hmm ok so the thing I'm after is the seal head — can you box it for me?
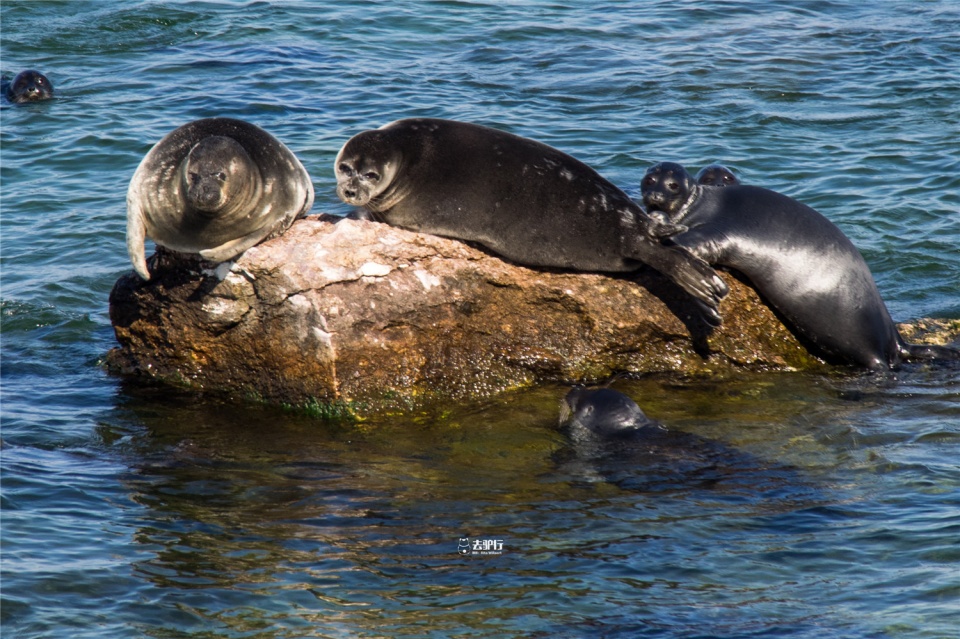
[641,161,700,224]
[4,70,54,103]
[696,164,740,187]
[559,386,663,443]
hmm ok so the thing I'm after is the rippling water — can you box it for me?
[2,2,959,638]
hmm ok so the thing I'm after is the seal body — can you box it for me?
[3,70,53,103]
[335,118,728,322]
[126,117,314,279]
[695,164,740,187]
[641,162,958,369]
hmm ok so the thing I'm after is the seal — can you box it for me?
[556,386,771,492]
[334,118,728,323]
[641,161,960,369]
[3,70,54,103]
[559,386,664,444]
[126,117,314,280]
[695,164,740,187]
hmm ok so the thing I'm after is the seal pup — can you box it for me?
[335,118,729,324]
[695,164,740,187]
[126,117,314,280]
[3,70,54,103]
[641,162,960,370]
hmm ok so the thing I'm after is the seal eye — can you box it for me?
[217,172,227,181]
[338,163,354,177]
[667,181,680,193]
[363,171,380,182]
[189,172,200,184]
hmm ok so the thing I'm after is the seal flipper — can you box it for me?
[623,233,728,326]
[899,340,960,363]
[199,225,274,263]
[125,189,151,280]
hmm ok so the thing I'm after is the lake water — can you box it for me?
[2,2,959,637]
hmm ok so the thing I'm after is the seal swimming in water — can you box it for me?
[126,117,314,280]
[334,118,729,324]
[695,164,740,187]
[559,386,665,443]
[557,386,784,492]
[640,161,959,370]
[3,70,54,103]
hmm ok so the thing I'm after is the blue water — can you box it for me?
[2,2,959,637]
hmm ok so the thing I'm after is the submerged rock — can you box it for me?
[106,216,950,418]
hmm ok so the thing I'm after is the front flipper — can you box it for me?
[125,196,151,280]
[624,233,728,326]
[645,212,688,240]
[199,226,274,263]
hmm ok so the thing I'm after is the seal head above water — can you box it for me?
[695,164,740,187]
[4,70,54,103]
[560,386,663,443]
[335,118,728,324]
[126,117,314,280]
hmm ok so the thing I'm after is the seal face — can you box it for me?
[641,162,958,369]
[4,70,54,103]
[695,164,740,187]
[126,117,314,280]
[335,118,728,323]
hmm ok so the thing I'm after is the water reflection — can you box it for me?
[104,375,873,636]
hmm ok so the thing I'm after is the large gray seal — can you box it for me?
[126,117,314,280]
[3,70,54,103]
[334,118,729,323]
[641,161,959,370]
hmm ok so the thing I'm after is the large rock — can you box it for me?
[106,216,951,418]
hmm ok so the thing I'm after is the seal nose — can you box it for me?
[644,191,664,208]
[188,181,224,212]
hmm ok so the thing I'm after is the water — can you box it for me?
[2,1,959,637]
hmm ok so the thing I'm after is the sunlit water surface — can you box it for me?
[2,2,959,637]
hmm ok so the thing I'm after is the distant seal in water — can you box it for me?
[126,117,314,280]
[640,161,960,369]
[334,118,729,323]
[695,164,740,187]
[3,70,54,103]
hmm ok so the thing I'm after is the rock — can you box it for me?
[896,317,960,347]
[108,215,927,418]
